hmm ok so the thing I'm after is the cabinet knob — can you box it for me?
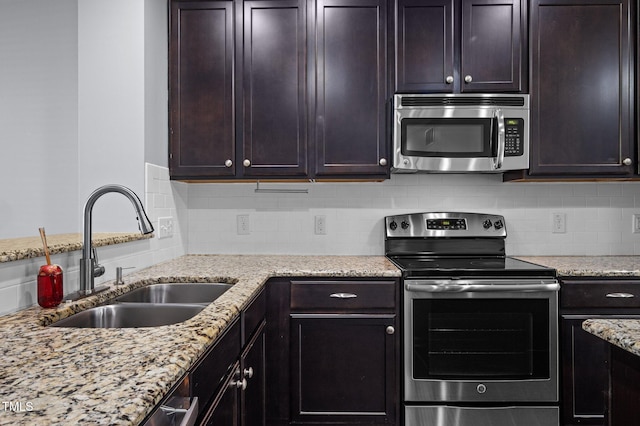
[224,159,233,167]
[445,75,454,84]
[386,326,395,335]
[231,378,247,390]
[243,367,254,379]
[379,158,387,166]
[623,158,632,166]
[243,159,251,167]
[464,75,473,83]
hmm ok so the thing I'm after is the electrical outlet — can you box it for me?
[157,217,174,239]
[633,214,640,234]
[552,213,566,234]
[237,214,250,235]
[314,215,327,235]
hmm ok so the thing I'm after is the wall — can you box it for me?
[0,0,168,238]
[77,0,146,233]
[144,0,169,168]
[185,174,640,256]
[0,0,79,238]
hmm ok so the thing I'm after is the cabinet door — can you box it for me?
[169,1,236,179]
[396,0,454,93]
[241,324,266,426]
[241,0,308,178]
[561,315,609,426]
[460,0,523,92]
[290,315,397,424]
[609,345,640,426]
[201,363,241,426]
[313,0,390,178]
[529,0,633,176]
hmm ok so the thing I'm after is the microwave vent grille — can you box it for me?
[400,96,525,107]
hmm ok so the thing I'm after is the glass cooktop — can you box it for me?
[388,256,556,278]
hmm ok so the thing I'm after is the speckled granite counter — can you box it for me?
[0,233,153,263]
[517,256,640,277]
[0,255,400,425]
[583,319,640,357]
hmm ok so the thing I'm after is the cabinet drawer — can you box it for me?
[561,280,640,309]
[290,280,396,312]
[192,318,241,413]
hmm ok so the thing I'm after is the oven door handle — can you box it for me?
[405,280,560,293]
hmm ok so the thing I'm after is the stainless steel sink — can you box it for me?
[114,283,233,304]
[49,303,205,328]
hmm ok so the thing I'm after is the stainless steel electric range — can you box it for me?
[385,212,560,426]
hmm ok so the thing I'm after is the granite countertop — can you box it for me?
[0,233,152,263]
[516,256,640,277]
[0,254,400,425]
[583,319,640,357]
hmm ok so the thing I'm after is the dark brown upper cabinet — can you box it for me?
[169,0,307,180]
[241,0,308,178]
[395,0,525,93]
[523,0,634,178]
[312,0,391,178]
[169,0,390,181]
[169,1,236,179]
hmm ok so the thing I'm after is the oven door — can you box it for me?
[404,279,559,403]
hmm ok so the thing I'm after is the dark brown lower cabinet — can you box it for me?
[559,279,640,426]
[290,315,396,424]
[241,322,266,426]
[204,327,266,426]
[608,344,640,426]
[266,278,399,426]
[560,315,610,425]
[198,289,266,425]
[202,361,241,426]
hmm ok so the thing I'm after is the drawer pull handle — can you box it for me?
[330,293,357,299]
[606,292,635,298]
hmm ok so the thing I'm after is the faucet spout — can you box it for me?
[79,184,154,295]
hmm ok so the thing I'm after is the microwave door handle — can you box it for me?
[493,108,505,169]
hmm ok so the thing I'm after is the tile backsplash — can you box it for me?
[183,174,640,256]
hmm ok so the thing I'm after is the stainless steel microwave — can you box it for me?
[392,94,530,173]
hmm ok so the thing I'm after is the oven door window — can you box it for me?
[401,118,494,158]
[412,298,549,379]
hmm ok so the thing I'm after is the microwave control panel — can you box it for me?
[504,118,524,157]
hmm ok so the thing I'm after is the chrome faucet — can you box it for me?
[79,184,154,295]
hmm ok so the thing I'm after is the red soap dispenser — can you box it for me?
[37,228,63,308]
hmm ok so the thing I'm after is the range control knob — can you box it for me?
[494,220,504,230]
[389,221,398,231]
[401,221,410,230]
[483,219,492,229]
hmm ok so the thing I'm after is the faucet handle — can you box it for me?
[115,266,135,285]
[91,248,106,278]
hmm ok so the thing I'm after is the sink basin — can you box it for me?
[114,283,233,304]
[49,303,205,328]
